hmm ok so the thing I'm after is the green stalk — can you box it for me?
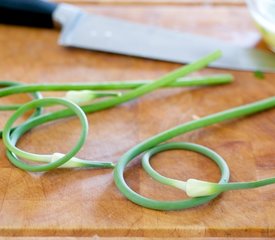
[0,104,23,111]
[36,152,115,169]
[219,177,275,191]
[183,177,275,197]
[0,73,232,97]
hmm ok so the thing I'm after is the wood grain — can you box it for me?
[1,238,273,240]
[0,2,275,238]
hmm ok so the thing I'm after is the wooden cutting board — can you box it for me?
[0,1,275,238]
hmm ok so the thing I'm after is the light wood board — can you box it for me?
[0,2,274,238]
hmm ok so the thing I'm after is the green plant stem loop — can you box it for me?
[141,142,229,190]
[113,143,229,211]
[3,97,89,172]
[114,97,275,210]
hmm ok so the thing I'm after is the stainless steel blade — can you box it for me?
[54,4,275,72]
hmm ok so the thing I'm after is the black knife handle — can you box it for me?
[0,0,58,28]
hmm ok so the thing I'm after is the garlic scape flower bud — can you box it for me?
[186,179,222,197]
[65,90,121,105]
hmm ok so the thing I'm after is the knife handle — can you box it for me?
[0,0,58,28]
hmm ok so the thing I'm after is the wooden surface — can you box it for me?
[0,1,275,238]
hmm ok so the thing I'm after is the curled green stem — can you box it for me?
[3,97,89,172]
[114,97,275,210]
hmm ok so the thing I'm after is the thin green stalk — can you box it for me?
[219,177,275,191]
[0,73,232,97]
[0,104,23,111]
[182,177,275,197]
[33,152,116,169]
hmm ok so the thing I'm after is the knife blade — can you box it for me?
[1,0,275,72]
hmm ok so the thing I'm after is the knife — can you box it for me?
[1,0,275,72]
